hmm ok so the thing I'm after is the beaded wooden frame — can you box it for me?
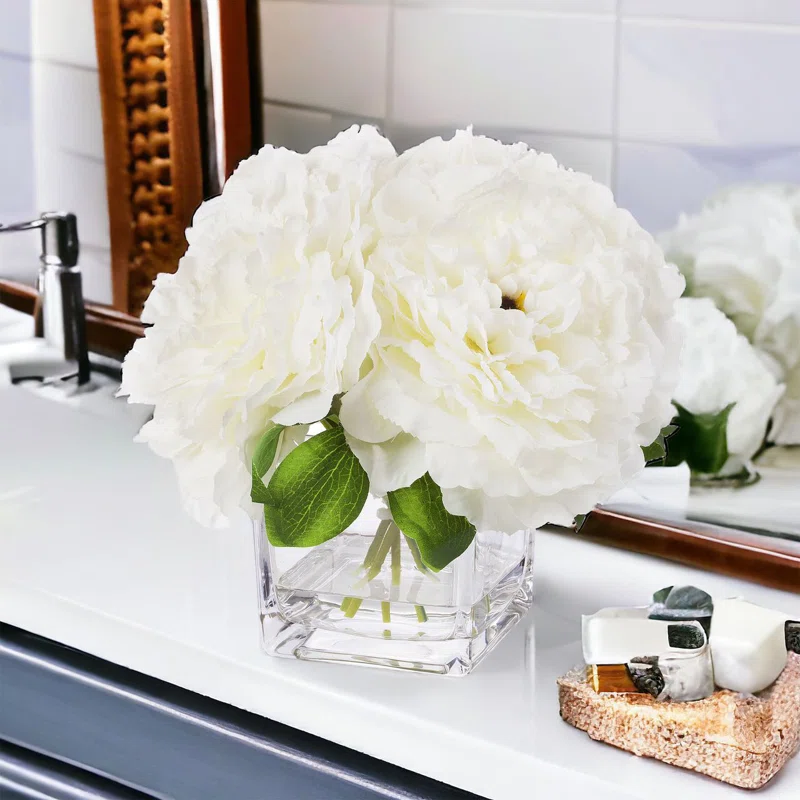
[0,0,259,351]
[93,0,204,318]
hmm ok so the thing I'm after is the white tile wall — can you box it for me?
[620,1,800,26]
[32,0,98,69]
[392,8,615,135]
[263,102,381,153]
[260,1,389,117]
[397,1,616,11]
[0,0,32,57]
[513,132,613,186]
[386,123,613,186]
[34,146,110,252]
[618,21,800,147]
[74,243,113,304]
[260,3,800,235]
[33,60,104,160]
[1,0,111,302]
[0,55,35,213]
[616,142,800,233]
[0,52,37,278]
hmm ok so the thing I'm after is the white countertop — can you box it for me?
[1,361,799,799]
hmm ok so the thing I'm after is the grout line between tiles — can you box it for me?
[261,109,800,152]
[619,15,800,33]
[384,0,396,136]
[262,97,383,124]
[31,56,99,74]
[262,0,615,20]
[610,0,622,196]
[0,51,32,64]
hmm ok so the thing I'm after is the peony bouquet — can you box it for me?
[121,127,684,573]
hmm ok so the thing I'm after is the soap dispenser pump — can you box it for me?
[0,211,91,386]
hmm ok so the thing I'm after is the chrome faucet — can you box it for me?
[0,212,91,386]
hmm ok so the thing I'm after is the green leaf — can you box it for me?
[664,402,735,474]
[642,423,680,466]
[652,585,673,606]
[387,474,477,572]
[261,426,369,548]
[649,585,714,635]
[661,585,713,613]
[251,425,285,504]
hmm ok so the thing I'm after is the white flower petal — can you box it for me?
[674,297,784,470]
[345,432,427,496]
[271,391,334,426]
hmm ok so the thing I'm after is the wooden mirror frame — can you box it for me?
[0,0,260,359]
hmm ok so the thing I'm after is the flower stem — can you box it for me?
[344,598,362,618]
[403,534,431,576]
[390,529,401,587]
[343,519,430,626]
[360,520,398,584]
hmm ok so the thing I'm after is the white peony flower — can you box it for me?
[120,126,394,527]
[660,184,800,444]
[673,297,784,475]
[340,129,685,533]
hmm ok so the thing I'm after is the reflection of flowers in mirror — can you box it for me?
[660,184,800,445]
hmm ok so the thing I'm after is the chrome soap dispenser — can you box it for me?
[0,211,91,386]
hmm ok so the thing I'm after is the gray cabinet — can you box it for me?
[0,625,481,800]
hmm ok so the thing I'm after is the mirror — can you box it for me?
[255,1,799,569]
[1,0,797,577]
[0,0,257,322]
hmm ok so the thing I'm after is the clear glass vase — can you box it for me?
[253,495,534,675]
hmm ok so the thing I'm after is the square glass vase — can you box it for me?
[253,498,534,676]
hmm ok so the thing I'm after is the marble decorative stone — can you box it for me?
[582,607,714,702]
[710,598,788,694]
[786,620,800,654]
[558,653,800,790]
[648,584,713,634]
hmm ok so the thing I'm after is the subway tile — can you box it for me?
[620,1,800,26]
[510,131,613,186]
[615,140,800,235]
[0,226,39,288]
[34,146,110,250]
[0,55,35,214]
[0,0,32,57]
[396,1,615,11]
[391,8,615,135]
[259,1,389,118]
[32,60,104,160]
[386,123,612,186]
[263,102,385,153]
[76,243,113,304]
[32,0,98,69]
[3,236,115,305]
[618,21,800,146]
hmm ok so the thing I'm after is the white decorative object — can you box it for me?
[674,297,784,477]
[660,184,800,445]
[710,598,788,694]
[583,607,714,702]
